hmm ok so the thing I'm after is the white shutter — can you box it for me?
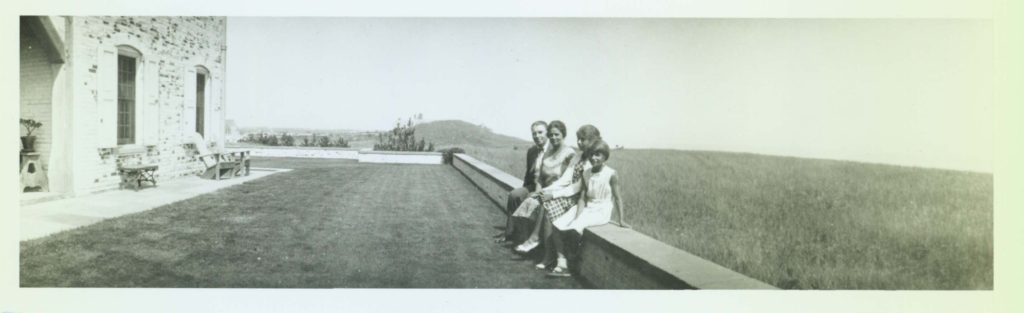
[96,45,118,147]
[208,74,221,143]
[183,66,197,138]
[141,58,161,145]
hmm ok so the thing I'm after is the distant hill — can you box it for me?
[232,119,531,150]
[238,126,369,135]
[413,120,531,149]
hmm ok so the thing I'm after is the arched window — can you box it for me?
[116,45,142,145]
[195,66,210,137]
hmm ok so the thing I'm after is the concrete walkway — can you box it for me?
[19,167,290,241]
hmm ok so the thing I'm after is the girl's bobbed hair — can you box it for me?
[591,140,611,161]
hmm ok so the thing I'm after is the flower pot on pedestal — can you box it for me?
[21,136,36,153]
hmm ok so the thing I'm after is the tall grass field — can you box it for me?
[461,145,992,289]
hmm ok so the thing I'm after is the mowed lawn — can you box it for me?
[20,157,579,289]
[465,146,993,290]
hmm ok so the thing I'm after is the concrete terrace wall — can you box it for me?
[245,146,361,159]
[452,153,778,290]
[67,17,227,194]
[358,151,443,165]
[232,146,441,163]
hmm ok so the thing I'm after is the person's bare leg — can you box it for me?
[515,206,546,253]
[540,217,556,267]
[526,208,544,243]
[551,230,564,262]
[544,225,569,276]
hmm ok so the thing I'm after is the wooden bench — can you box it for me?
[119,164,158,191]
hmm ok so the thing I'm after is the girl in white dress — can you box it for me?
[565,141,629,235]
[541,140,628,277]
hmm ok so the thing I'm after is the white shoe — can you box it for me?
[546,258,571,277]
[515,239,539,253]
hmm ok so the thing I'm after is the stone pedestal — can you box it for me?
[20,152,48,192]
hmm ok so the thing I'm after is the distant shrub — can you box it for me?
[374,118,435,152]
[441,147,465,164]
[280,133,295,146]
[335,137,350,148]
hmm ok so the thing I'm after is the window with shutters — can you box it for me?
[116,46,141,145]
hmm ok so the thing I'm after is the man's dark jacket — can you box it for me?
[523,145,544,191]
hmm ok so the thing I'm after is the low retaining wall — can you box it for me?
[245,147,360,159]
[358,151,443,165]
[452,153,777,290]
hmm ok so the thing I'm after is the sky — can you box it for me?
[226,18,993,172]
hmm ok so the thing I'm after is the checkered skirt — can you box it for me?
[543,160,587,220]
[543,195,578,220]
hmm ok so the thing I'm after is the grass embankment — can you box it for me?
[21,158,579,289]
[415,120,529,149]
[469,147,992,289]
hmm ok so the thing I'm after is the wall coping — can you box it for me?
[451,153,778,290]
[226,145,362,151]
[453,153,524,190]
[359,150,443,156]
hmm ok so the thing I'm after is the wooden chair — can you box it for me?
[190,133,251,180]
[197,151,250,180]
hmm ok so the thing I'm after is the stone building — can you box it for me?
[19,16,228,196]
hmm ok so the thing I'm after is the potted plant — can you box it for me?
[20,118,42,153]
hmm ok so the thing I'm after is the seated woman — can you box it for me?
[509,120,575,235]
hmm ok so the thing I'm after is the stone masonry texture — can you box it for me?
[21,16,228,194]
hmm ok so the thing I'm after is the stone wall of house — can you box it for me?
[67,16,227,194]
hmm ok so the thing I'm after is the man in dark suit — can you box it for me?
[496,120,547,243]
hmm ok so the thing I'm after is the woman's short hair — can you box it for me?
[591,140,612,161]
[576,124,602,141]
[548,120,567,137]
[531,120,547,130]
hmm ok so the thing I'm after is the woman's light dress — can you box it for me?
[511,145,576,219]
